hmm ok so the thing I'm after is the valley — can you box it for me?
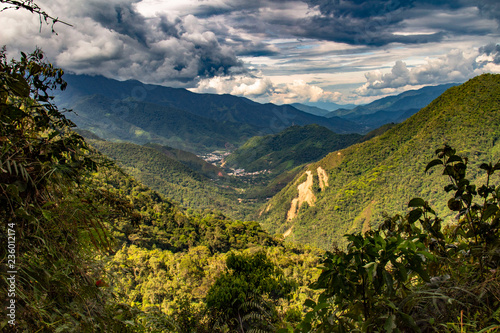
[4,50,500,332]
[3,1,500,332]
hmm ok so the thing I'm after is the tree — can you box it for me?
[0,47,145,331]
[206,251,294,332]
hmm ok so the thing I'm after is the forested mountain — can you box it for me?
[259,74,500,249]
[326,83,458,129]
[62,93,259,153]
[224,124,362,174]
[144,143,225,179]
[0,49,323,332]
[3,47,500,332]
[55,74,363,154]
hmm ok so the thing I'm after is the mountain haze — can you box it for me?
[327,83,459,129]
[259,74,500,249]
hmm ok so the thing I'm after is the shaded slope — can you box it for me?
[67,94,258,153]
[224,124,362,174]
[259,74,500,249]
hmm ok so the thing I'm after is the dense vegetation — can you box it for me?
[0,47,130,331]
[260,74,500,249]
[2,4,498,332]
[224,124,362,174]
[0,48,323,331]
[86,139,252,219]
[291,145,500,332]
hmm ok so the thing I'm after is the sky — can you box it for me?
[1,0,500,107]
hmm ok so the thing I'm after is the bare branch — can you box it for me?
[0,0,72,32]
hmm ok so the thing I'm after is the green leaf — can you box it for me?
[382,270,394,293]
[304,299,316,309]
[482,204,499,221]
[447,198,462,211]
[446,155,463,164]
[408,209,423,223]
[408,198,425,208]
[480,163,492,172]
[399,312,420,332]
[384,314,396,332]
[363,262,378,279]
[425,159,443,173]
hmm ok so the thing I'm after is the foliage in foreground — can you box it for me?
[291,145,500,332]
[0,48,140,331]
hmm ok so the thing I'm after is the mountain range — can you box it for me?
[326,83,459,129]
[223,124,363,174]
[55,74,362,153]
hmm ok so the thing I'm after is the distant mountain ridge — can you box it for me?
[55,74,362,154]
[65,93,258,153]
[326,83,459,129]
[290,103,334,116]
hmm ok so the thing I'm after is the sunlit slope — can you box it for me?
[259,74,500,249]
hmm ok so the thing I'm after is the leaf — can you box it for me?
[363,262,378,279]
[384,314,396,333]
[408,198,425,208]
[408,209,423,223]
[444,184,457,192]
[480,163,492,172]
[482,204,499,221]
[382,270,394,293]
[446,155,463,164]
[425,159,443,173]
[304,299,316,309]
[443,165,456,177]
[447,198,462,211]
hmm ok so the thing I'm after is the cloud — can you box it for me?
[193,74,341,104]
[479,43,500,64]
[356,44,500,95]
[0,0,246,87]
[1,0,499,105]
[291,0,498,46]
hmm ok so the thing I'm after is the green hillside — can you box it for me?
[259,74,500,249]
[224,124,362,174]
[88,140,254,219]
[4,49,499,333]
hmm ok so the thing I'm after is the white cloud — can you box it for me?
[192,75,341,104]
[356,46,500,96]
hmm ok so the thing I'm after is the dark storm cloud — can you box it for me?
[55,0,247,86]
[479,43,500,64]
[88,0,149,45]
[159,16,182,39]
[476,0,500,25]
[292,0,497,46]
